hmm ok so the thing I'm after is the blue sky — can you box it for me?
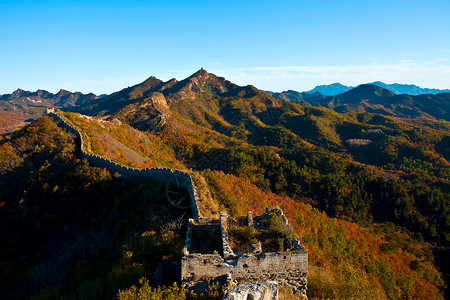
[1,0,449,94]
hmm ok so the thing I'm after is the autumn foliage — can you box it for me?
[205,170,445,299]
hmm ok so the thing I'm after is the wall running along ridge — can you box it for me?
[47,110,308,299]
[47,111,200,219]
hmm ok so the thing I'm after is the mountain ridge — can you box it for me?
[3,71,450,134]
[302,84,450,120]
[327,84,396,105]
[0,88,100,134]
[0,88,99,107]
[264,90,325,104]
[76,68,280,116]
[267,83,450,121]
[303,81,450,96]
[0,69,449,299]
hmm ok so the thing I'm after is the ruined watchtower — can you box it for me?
[181,208,308,299]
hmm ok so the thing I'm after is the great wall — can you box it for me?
[182,209,308,299]
[48,109,308,300]
[48,110,200,219]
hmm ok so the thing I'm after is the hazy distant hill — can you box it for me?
[306,83,353,95]
[305,82,450,96]
[322,84,396,105]
[305,84,450,120]
[370,81,450,95]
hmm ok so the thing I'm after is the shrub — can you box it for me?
[268,214,295,239]
[228,226,259,252]
[116,278,189,300]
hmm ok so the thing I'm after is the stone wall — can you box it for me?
[181,250,307,291]
[48,111,200,219]
[223,280,278,300]
[181,209,308,299]
[220,212,235,258]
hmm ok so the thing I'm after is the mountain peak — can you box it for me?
[11,88,30,99]
[56,89,71,95]
[34,89,54,99]
[352,84,396,97]
[307,83,353,96]
[12,88,26,94]
[175,68,211,93]
[325,84,396,106]
[192,67,207,75]
[158,78,178,92]
[141,75,163,85]
[188,68,209,80]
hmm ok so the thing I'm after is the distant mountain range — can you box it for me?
[75,70,449,123]
[261,81,450,121]
[266,84,450,120]
[304,82,450,96]
[0,88,99,109]
[1,71,450,134]
[0,89,99,134]
[306,83,352,96]
[308,84,450,120]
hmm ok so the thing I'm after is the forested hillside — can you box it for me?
[204,170,444,299]
[91,70,449,248]
[0,117,189,299]
[100,70,449,298]
[1,69,449,299]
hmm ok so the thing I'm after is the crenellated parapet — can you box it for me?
[47,110,200,219]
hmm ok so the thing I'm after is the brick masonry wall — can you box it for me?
[48,111,200,219]
[181,251,307,291]
[181,209,308,297]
